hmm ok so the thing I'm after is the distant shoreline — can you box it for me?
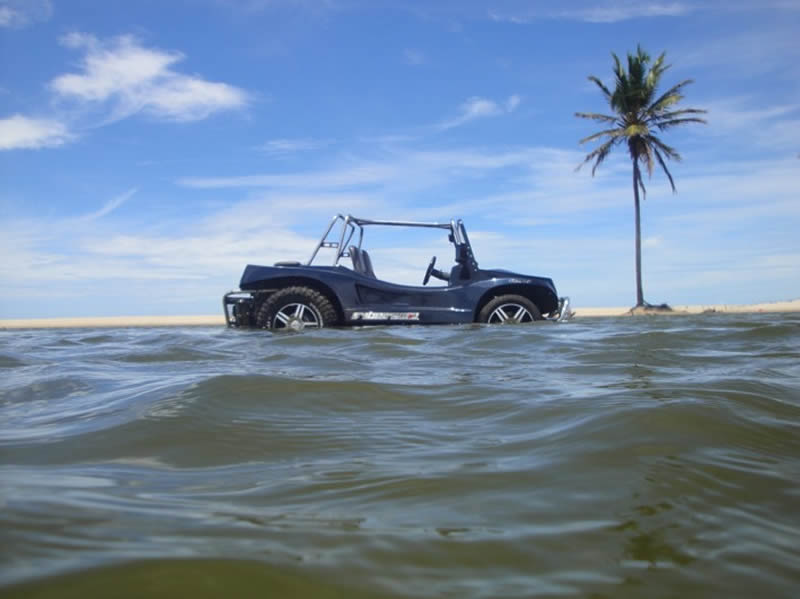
[1,299,798,329]
[573,299,800,318]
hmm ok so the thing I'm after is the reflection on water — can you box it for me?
[1,314,799,598]
[0,559,392,599]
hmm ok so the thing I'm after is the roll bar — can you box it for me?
[307,214,462,266]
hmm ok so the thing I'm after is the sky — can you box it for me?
[1,0,798,318]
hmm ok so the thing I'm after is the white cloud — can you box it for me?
[178,146,569,193]
[439,94,521,129]
[77,188,138,222]
[696,98,800,154]
[0,192,342,299]
[258,138,334,155]
[178,163,401,189]
[489,1,692,24]
[0,32,250,152]
[555,2,691,22]
[225,0,340,16]
[0,114,72,150]
[676,27,800,79]
[0,0,52,28]
[440,97,501,129]
[506,94,521,112]
[50,33,249,123]
[0,6,16,25]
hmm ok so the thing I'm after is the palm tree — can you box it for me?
[576,45,706,308]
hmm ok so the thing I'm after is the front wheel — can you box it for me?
[478,294,542,324]
[256,286,338,331]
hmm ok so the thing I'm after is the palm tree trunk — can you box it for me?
[632,162,645,306]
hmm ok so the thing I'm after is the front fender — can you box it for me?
[472,278,560,318]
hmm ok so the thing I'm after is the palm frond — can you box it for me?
[649,93,683,113]
[647,135,682,162]
[579,128,624,145]
[651,51,669,76]
[633,159,647,199]
[642,51,668,107]
[611,53,630,112]
[612,53,624,79]
[642,143,655,177]
[575,138,617,175]
[575,111,618,123]
[655,117,708,131]
[590,141,616,176]
[648,79,694,113]
[587,76,612,101]
[650,108,708,121]
[628,47,648,84]
[652,146,676,192]
[577,138,614,168]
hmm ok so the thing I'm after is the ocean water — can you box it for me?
[1,314,799,598]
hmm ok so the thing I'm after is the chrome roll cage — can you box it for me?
[307,214,468,266]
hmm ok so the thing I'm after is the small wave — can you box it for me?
[0,353,28,368]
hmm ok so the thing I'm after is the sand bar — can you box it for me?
[1,300,798,329]
[0,315,226,330]
[572,299,800,318]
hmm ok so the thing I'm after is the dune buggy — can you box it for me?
[223,214,569,330]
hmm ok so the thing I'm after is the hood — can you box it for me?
[481,268,555,286]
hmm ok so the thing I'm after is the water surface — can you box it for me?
[1,315,799,597]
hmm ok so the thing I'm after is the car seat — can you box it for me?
[349,246,377,278]
[361,250,377,278]
[349,246,364,273]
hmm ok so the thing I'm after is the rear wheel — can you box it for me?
[256,286,338,331]
[479,294,542,324]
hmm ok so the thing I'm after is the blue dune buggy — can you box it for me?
[223,215,570,330]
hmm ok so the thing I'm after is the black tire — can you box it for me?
[478,294,542,324]
[256,286,338,331]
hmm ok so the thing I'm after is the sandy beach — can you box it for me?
[0,315,226,330]
[572,299,800,318]
[1,299,798,329]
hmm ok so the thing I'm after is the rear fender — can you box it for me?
[247,276,345,322]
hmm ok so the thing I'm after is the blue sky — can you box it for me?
[1,0,798,318]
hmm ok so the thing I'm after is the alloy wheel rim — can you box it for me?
[488,303,533,324]
[272,303,323,330]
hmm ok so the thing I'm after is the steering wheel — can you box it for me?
[423,256,437,286]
